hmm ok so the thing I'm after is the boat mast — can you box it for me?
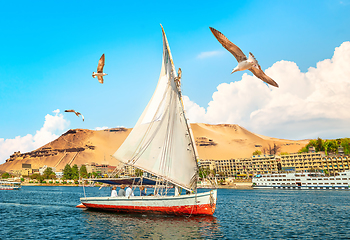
[160,25,199,191]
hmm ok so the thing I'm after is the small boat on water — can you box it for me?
[79,25,217,216]
[0,180,21,190]
[253,170,350,190]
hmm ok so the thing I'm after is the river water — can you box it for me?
[1,186,349,239]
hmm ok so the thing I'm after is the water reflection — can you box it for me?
[82,210,223,239]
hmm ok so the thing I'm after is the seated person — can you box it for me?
[148,189,159,196]
[125,185,134,197]
[110,186,117,197]
[118,184,126,197]
[139,186,147,196]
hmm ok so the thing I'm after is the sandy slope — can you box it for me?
[192,123,308,159]
[0,124,308,172]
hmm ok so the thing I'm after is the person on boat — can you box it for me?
[175,186,181,196]
[125,185,134,197]
[148,189,159,196]
[118,185,126,196]
[139,186,147,196]
[111,186,117,197]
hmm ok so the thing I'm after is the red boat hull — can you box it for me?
[82,202,216,215]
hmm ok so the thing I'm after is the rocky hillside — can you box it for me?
[0,124,308,172]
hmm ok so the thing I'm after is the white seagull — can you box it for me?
[209,27,279,88]
[65,109,85,121]
[92,54,107,84]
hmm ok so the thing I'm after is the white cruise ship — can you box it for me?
[252,171,350,189]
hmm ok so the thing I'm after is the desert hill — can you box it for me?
[0,124,308,172]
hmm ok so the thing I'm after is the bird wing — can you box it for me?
[249,52,259,66]
[76,112,85,121]
[97,76,104,84]
[65,109,85,120]
[209,27,247,62]
[97,54,105,73]
[65,109,76,113]
[249,65,279,88]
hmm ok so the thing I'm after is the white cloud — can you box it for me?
[0,109,70,164]
[184,41,350,140]
[95,126,109,130]
[197,50,223,59]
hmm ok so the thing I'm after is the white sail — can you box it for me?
[112,25,198,191]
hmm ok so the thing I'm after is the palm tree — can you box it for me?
[135,168,143,177]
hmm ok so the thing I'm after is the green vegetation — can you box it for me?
[1,172,11,179]
[30,173,44,183]
[63,164,79,180]
[280,152,289,155]
[210,169,216,176]
[340,138,350,155]
[43,167,56,179]
[71,164,79,180]
[63,164,72,180]
[199,167,210,179]
[135,168,143,177]
[299,137,350,156]
[79,165,88,178]
[252,150,262,156]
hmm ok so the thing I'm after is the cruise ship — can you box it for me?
[252,171,350,189]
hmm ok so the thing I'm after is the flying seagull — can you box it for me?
[92,54,107,84]
[209,27,279,88]
[65,109,85,121]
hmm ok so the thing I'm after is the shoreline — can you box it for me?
[21,182,253,189]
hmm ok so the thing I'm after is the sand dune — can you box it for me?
[192,123,308,159]
[0,124,308,172]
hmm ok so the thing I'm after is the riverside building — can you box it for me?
[199,152,350,178]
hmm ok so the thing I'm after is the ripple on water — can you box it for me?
[1,187,350,239]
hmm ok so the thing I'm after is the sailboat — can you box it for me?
[79,25,217,215]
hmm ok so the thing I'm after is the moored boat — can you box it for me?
[79,25,217,216]
[0,180,21,190]
[253,170,350,189]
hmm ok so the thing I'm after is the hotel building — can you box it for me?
[199,152,350,178]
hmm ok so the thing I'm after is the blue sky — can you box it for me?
[1,0,350,163]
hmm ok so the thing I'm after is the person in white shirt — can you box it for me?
[125,185,134,197]
[110,186,117,197]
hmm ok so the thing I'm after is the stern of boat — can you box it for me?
[207,189,217,215]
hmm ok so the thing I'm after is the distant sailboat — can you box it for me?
[79,25,217,216]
